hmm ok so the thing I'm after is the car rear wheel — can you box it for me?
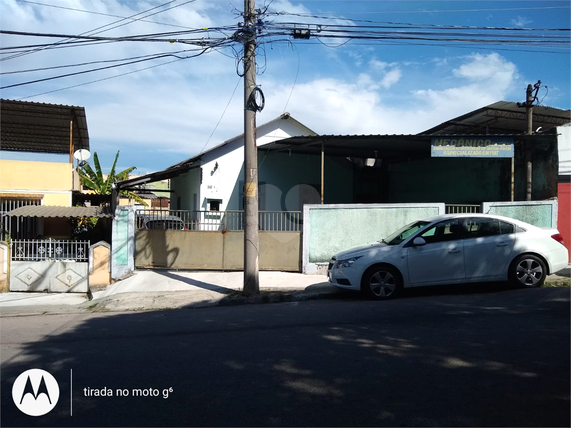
[509,254,547,288]
[361,265,402,300]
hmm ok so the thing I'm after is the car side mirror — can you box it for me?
[413,237,426,246]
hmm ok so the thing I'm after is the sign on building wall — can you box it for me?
[431,137,514,158]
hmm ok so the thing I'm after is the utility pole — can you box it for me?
[518,81,540,201]
[242,0,259,295]
[525,83,533,201]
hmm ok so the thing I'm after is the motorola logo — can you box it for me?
[12,369,60,416]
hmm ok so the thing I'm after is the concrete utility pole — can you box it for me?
[525,83,534,201]
[242,0,259,295]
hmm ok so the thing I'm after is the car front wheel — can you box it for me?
[509,254,547,288]
[361,265,402,300]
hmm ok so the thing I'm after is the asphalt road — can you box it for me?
[1,285,570,427]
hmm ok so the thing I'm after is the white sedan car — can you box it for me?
[328,213,569,299]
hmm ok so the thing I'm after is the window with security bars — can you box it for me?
[0,197,42,240]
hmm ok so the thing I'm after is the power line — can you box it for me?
[0,49,199,75]
[0,50,206,90]
[16,0,197,30]
[15,53,206,100]
[4,0,197,61]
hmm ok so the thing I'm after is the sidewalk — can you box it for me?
[0,270,338,315]
[0,267,569,316]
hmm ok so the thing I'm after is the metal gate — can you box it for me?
[10,239,90,292]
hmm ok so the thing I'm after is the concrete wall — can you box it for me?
[557,182,570,260]
[257,152,353,210]
[0,242,7,292]
[558,124,570,176]
[303,203,446,273]
[482,200,558,228]
[171,168,201,211]
[135,230,300,271]
[388,158,509,203]
[0,159,73,206]
[171,117,315,213]
[89,241,111,286]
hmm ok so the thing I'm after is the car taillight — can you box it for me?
[551,233,565,246]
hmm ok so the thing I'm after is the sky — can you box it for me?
[1,0,570,175]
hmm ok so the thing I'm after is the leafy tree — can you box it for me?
[78,150,147,205]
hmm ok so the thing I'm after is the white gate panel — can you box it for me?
[10,261,89,293]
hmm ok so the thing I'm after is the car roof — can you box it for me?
[421,213,535,228]
[139,215,184,221]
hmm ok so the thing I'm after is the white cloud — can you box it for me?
[380,69,402,88]
[368,60,401,88]
[262,52,519,136]
[511,16,532,27]
[1,0,548,174]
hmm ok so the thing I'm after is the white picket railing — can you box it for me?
[11,239,89,262]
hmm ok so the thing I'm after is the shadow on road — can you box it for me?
[1,287,569,427]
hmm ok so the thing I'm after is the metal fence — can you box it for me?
[1,197,42,241]
[445,204,481,214]
[136,209,302,232]
[11,239,89,262]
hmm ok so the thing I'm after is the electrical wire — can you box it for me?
[0,49,197,75]
[0,51,206,90]
[199,77,243,155]
[3,0,197,61]
[15,51,207,100]
[16,0,197,31]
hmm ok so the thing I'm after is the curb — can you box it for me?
[218,289,344,306]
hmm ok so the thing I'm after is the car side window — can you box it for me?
[465,218,515,238]
[498,220,515,234]
[419,219,461,244]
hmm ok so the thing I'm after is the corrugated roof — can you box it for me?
[421,101,571,135]
[261,133,550,160]
[4,205,113,218]
[0,99,90,154]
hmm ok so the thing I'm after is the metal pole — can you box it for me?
[243,0,259,295]
[69,120,74,164]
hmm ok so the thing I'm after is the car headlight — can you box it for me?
[336,256,362,269]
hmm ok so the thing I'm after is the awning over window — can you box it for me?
[4,205,113,218]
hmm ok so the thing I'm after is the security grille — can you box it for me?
[0,197,42,240]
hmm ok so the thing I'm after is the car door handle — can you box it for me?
[496,242,510,247]
[448,249,461,253]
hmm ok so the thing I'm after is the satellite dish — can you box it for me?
[73,149,91,162]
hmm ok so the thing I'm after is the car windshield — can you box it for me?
[382,220,431,245]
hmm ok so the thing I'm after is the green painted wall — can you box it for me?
[171,168,200,210]
[388,157,509,203]
[257,152,354,211]
[305,204,444,265]
[483,201,557,228]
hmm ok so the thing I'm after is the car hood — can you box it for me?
[333,242,394,260]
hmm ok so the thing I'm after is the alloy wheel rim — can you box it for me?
[370,271,396,297]
[515,259,543,286]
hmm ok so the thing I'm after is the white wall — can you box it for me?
[558,124,571,176]
[198,117,315,212]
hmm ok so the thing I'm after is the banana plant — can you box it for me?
[77,151,147,205]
